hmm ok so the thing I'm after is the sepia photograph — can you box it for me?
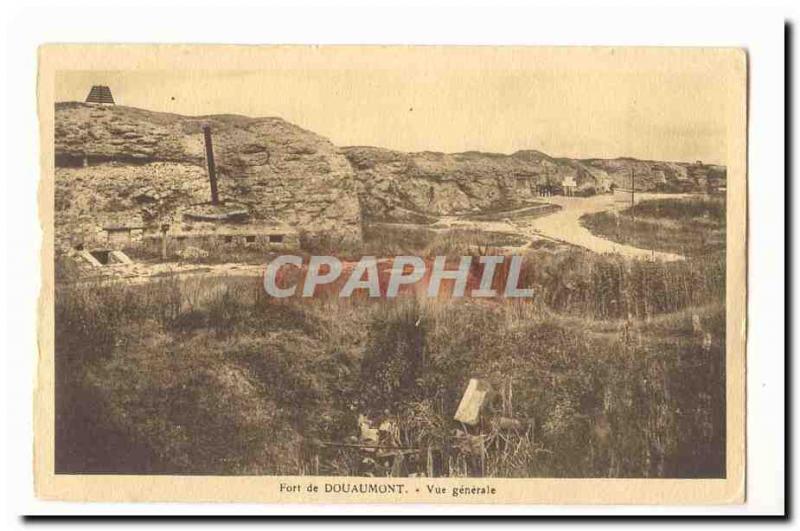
[34,44,747,505]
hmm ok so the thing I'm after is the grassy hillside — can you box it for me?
[55,247,725,478]
[580,196,726,257]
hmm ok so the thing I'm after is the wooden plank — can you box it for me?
[109,250,133,265]
[77,250,103,268]
[454,378,492,426]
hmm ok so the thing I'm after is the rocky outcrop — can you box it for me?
[343,146,726,223]
[54,102,361,250]
[344,147,556,222]
[580,158,727,193]
[54,102,727,250]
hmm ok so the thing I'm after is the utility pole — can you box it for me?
[630,167,636,224]
[630,167,635,207]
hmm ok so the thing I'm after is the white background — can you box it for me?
[1,0,788,520]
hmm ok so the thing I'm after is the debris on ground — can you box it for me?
[314,378,530,477]
[454,378,492,426]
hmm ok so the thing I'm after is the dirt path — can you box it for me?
[514,194,687,261]
[435,193,688,261]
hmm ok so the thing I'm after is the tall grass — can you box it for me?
[54,245,726,478]
[580,196,726,256]
[358,225,528,258]
[327,296,725,477]
[518,249,725,320]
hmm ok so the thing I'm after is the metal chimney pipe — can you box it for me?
[203,125,220,205]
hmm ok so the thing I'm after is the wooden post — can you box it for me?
[203,125,220,205]
[630,167,636,233]
[160,223,170,261]
[630,167,635,209]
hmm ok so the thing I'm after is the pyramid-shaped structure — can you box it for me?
[85,85,115,105]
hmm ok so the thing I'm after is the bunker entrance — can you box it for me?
[89,250,111,265]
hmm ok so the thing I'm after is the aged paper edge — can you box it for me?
[34,44,747,505]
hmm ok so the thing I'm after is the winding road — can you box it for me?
[435,193,687,261]
[517,194,686,261]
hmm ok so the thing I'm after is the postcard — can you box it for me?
[36,45,747,504]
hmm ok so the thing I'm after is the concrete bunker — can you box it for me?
[147,124,299,259]
[90,249,112,265]
[103,225,144,247]
[74,248,133,268]
[154,224,298,255]
[58,122,299,270]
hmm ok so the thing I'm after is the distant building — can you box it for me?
[85,85,115,105]
[103,224,144,247]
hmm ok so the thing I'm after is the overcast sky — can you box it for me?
[56,48,735,165]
